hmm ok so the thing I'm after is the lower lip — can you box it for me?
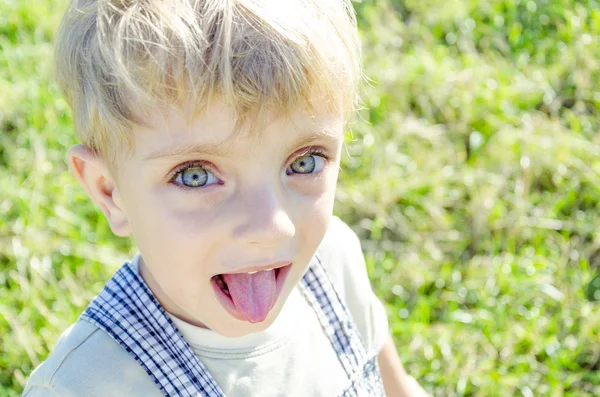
[210,263,293,323]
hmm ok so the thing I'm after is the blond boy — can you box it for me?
[23,0,426,395]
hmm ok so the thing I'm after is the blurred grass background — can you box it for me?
[1,0,600,395]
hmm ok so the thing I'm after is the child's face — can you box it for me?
[108,100,343,337]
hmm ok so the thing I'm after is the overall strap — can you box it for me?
[299,253,369,378]
[300,254,385,396]
[81,262,224,397]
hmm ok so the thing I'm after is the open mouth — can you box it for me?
[210,264,292,323]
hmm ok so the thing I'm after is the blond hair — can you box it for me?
[55,0,362,171]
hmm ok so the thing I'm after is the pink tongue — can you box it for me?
[222,270,276,323]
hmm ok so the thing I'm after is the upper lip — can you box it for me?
[218,260,292,275]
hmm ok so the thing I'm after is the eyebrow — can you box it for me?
[144,130,341,161]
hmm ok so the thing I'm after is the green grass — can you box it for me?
[1,0,600,395]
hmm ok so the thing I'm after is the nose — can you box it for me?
[232,182,296,246]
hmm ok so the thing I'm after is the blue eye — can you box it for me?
[170,148,330,191]
[172,165,219,188]
[288,153,326,175]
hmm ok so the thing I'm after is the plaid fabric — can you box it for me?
[81,264,224,397]
[81,253,385,396]
[299,254,386,397]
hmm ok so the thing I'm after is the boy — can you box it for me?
[24,0,427,395]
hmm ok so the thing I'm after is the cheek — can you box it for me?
[278,153,343,199]
[123,188,217,266]
[126,183,211,229]
[295,189,336,248]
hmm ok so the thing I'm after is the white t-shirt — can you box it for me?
[23,216,389,397]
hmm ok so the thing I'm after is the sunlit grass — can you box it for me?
[1,0,599,396]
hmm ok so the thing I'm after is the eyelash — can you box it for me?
[168,147,331,192]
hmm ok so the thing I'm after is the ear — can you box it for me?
[67,144,131,237]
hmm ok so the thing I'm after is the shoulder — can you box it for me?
[315,215,389,357]
[316,215,368,298]
[23,319,162,397]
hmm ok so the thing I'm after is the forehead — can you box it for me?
[131,100,344,160]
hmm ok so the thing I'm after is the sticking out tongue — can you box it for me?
[222,270,276,323]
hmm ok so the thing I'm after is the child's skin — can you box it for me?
[69,98,343,337]
[68,97,428,396]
